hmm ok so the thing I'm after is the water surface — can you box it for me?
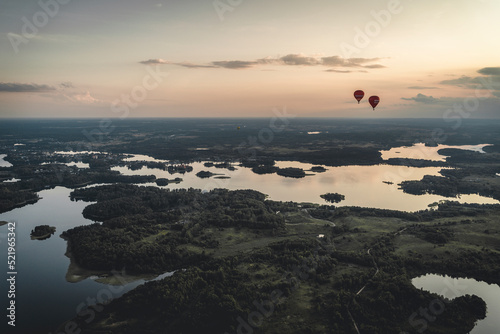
[0,187,172,333]
[112,159,498,211]
[412,274,500,334]
[0,154,12,167]
[381,143,490,161]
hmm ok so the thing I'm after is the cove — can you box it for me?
[412,274,500,333]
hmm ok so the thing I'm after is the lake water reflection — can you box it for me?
[1,144,498,332]
[0,187,172,333]
[412,274,500,334]
[0,154,12,167]
[112,159,498,212]
[381,143,490,161]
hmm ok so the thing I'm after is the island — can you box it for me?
[276,167,306,178]
[309,166,327,172]
[155,177,182,186]
[320,192,345,203]
[196,170,223,178]
[251,165,279,174]
[30,225,56,240]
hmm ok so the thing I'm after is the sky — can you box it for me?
[0,0,499,118]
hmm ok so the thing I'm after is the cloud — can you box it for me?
[139,59,216,68]
[343,57,384,67]
[139,58,169,65]
[177,63,217,69]
[139,54,386,71]
[401,93,440,104]
[477,67,500,76]
[0,83,56,92]
[362,64,386,69]
[49,90,103,105]
[211,61,257,69]
[68,91,101,104]
[440,67,500,91]
[440,75,500,90]
[273,54,384,68]
[408,86,439,89]
[59,82,74,89]
[440,76,483,87]
[278,54,321,66]
[0,81,104,105]
[34,82,104,105]
[325,69,352,73]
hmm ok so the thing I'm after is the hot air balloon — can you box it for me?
[237,126,241,130]
[354,90,364,104]
[369,96,380,110]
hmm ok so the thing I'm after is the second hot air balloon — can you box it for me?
[354,90,364,104]
[369,96,380,110]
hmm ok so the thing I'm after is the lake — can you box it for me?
[0,143,498,332]
[380,143,490,161]
[112,159,498,212]
[0,154,12,167]
[0,187,173,333]
[412,274,500,333]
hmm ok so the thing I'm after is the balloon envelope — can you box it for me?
[354,90,364,104]
[369,96,380,110]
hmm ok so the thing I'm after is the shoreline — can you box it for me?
[61,235,165,285]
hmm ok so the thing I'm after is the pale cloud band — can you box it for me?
[139,54,386,70]
[408,86,439,89]
[402,67,500,105]
[477,67,500,76]
[401,93,440,104]
[0,83,55,92]
[0,82,101,105]
[439,67,500,90]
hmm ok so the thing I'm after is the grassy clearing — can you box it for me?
[140,228,169,243]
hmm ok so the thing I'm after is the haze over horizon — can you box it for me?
[0,0,499,119]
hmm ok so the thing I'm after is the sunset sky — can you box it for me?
[0,0,499,118]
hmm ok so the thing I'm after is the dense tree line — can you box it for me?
[349,272,486,333]
[385,158,447,167]
[400,174,500,201]
[439,148,500,164]
[59,232,492,334]
[64,185,284,273]
[0,185,39,213]
[407,225,454,245]
[320,192,345,203]
[310,205,422,222]
[440,166,500,178]
[30,225,56,238]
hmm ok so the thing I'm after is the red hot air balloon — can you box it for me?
[369,96,380,110]
[354,90,364,104]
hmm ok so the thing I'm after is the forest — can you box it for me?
[64,185,284,273]
[30,224,56,240]
[2,119,500,333]
[320,192,345,203]
[57,184,500,333]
